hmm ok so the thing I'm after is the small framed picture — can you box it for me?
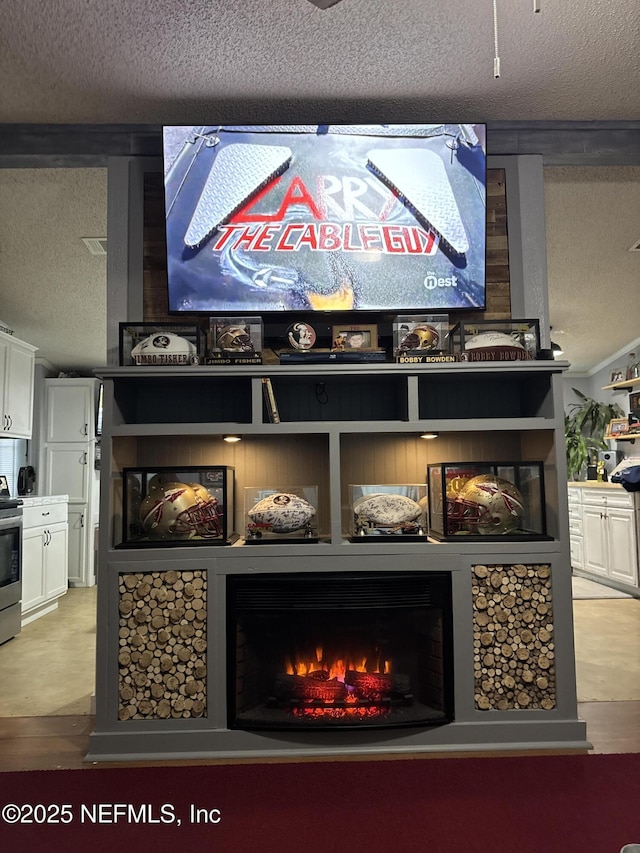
[606,418,630,437]
[331,324,378,351]
[610,370,625,384]
[0,475,10,497]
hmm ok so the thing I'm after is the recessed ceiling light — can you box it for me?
[305,0,344,7]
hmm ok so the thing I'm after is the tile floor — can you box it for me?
[0,580,639,716]
[0,587,97,717]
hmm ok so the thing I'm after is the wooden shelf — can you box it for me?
[606,432,640,441]
[601,377,640,391]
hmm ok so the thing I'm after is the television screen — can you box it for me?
[162,124,486,314]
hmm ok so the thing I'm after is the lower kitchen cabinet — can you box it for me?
[570,484,639,590]
[21,497,69,624]
[68,507,96,588]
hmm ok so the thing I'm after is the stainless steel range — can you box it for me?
[0,499,22,645]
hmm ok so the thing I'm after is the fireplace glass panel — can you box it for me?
[227,572,453,731]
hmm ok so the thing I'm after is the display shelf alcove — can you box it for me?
[88,359,588,762]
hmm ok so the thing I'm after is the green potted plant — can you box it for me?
[564,389,624,480]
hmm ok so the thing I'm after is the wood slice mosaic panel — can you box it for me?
[472,563,556,711]
[117,570,207,720]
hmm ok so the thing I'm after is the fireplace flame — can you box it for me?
[285,651,391,681]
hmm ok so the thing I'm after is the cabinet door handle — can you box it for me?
[82,451,87,465]
[7,415,11,430]
[42,511,50,516]
[83,423,88,436]
[80,514,84,528]
[44,530,50,546]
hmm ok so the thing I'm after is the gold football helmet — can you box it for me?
[447,474,524,536]
[217,325,255,353]
[398,324,439,351]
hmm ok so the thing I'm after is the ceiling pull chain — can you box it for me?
[493,0,501,78]
[533,0,540,12]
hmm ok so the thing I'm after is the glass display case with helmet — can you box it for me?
[450,319,540,363]
[427,462,549,541]
[120,466,236,547]
[350,484,428,540]
[119,323,203,366]
[208,316,263,364]
[393,314,454,363]
[244,486,318,543]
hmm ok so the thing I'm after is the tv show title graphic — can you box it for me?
[210,175,439,257]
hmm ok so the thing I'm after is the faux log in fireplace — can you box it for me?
[227,571,454,731]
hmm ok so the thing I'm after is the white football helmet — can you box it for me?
[447,474,524,535]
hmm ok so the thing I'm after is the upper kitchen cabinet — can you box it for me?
[45,377,101,442]
[0,329,37,439]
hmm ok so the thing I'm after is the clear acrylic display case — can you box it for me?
[393,314,452,360]
[208,316,263,364]
[119,323,203,366]
[427,462,548,541]
[121,465,235,547]
[350,484,428,540]
[244,486,318,542]
[450,319,540,362]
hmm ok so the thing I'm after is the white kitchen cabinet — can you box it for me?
[573,485,639,589]
[0,330,37,439]
[21,497,69,625]
[582,505,608,578]
[43,378,100,587]
[45,378,99,442]
[68,507,95,588]
[607,507,638,585]
[568,486,584,571]
[44,443,93,502]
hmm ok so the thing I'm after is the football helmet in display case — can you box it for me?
[119,323,203,366]
[427,462,549,541]
[208,317,263,364]
[350,484,427,540]
[450,319,540,362]
[393,314,451,359]
[244,486,318,542]
[121,466,236,547]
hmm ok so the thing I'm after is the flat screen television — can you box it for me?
[162,124,486,315]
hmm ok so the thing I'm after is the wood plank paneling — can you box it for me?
[142,168,511,325]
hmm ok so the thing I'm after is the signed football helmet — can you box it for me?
[398,324,440,351]
[217,325,255,353]
[447,474,524,536]
[139,478,221,540]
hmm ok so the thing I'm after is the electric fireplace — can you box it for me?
[227,571,454,731]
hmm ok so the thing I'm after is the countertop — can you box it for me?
[568,481,623,490]
[19,495,69,506]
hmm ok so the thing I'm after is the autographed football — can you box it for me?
[131,332,196,365]
[353,493,423,526]
[248,493,316,533]
[461,331,528,362]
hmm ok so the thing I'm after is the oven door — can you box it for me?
[0,515,22,612]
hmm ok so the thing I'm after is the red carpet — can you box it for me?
[1,753,639,852]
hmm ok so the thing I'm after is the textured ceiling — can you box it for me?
[0,0,638,123]
[544,166,640,373]
[0,0,638,372]
[0,169,107,372]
